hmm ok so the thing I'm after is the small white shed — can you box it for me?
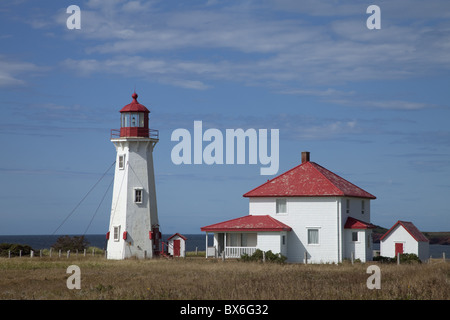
[380,220,429,261]
[168,233,187,257]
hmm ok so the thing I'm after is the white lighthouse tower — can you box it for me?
[106,92,160,259]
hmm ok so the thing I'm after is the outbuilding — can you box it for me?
[168,233,187,257]
[380,220,429,261]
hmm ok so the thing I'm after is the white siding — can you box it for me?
[342,197,371,223]
[257,232,281,253]
[168,235,186,257]
[417,241,429,261]
[380,224,429,261]
[343,229,372,262]
[107,138,158,260]
[250,197,340,263]
[380,225,417,257]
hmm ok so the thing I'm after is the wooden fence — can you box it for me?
[7,248,106,259]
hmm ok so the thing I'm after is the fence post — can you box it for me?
[84,249,86,257]
[49,248,52,258]
[8,250,11,259]
[19,250,22,258]
[92,248,95,256]
[59,250,61,258]
[444,252,446,262]
[304,251,308,264]
[67,250,70,258]
[262,251,266,263]
[397,252,400,265]
[30,250,34,258]
[40,250,42,258]
[351,252,354,265]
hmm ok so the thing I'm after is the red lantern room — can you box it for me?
[111,92,158,139]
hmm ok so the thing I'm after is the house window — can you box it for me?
[361,200,365,214]
[282,235,286,245]
[118,155,125,170]
[352,232,358,242]
[134,188,143,203]
[307,229,319,245]
[346,199,350,213]
[276,199,287,214]
[113,226,120,242]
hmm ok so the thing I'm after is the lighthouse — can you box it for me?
[106,92,160,259]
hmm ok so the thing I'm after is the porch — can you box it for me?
[200,214,292,259]
[205,232,258,258]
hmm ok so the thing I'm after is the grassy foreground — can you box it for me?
[0,256,449,300]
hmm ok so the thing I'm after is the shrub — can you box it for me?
[51,235,90,252]
[240,249,287,264]
[373,253,421,264]
[0,243,34,257]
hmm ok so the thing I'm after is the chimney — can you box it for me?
[301,151,310,164]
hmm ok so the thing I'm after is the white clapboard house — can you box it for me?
[201,152,377,263]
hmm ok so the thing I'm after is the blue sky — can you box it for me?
[0,0,449,235]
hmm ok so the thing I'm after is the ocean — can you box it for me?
[0,234,213,252]
[0,234,449,258]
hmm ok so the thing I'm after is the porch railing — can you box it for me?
[225,247,257,258]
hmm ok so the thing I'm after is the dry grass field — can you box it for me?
[0,256,449,300]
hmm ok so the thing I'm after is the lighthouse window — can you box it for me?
[118,155,125,170]
[113,226,120,241]
[121,114,130,127]
[139,113,145,127]
[134,188,143,203]
[131,113,137,127]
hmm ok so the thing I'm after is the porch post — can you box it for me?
[205,232,208,259]
[224,232,227,259]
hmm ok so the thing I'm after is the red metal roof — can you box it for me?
[380,220,429,242]
[201,215,292,232]
[120,92,150,113]
[168,233,187,241]
[243,161,376,199]
[344,217,377,229]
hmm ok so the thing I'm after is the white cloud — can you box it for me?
[0,56,42,87]
[24,1,450,94]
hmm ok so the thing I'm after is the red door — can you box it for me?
[173,239,181,257]
[395,243,403,256]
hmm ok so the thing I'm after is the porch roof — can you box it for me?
[201,215,292,232]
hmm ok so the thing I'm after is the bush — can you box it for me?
[0,243,34,257]
[373,253,421,264]
[51,235,90,252]
[240,249,287,264]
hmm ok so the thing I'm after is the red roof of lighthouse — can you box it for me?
[380,220,429,242]
[120,92,150,113]
[201,215,292,232]
[243,161,376,199]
